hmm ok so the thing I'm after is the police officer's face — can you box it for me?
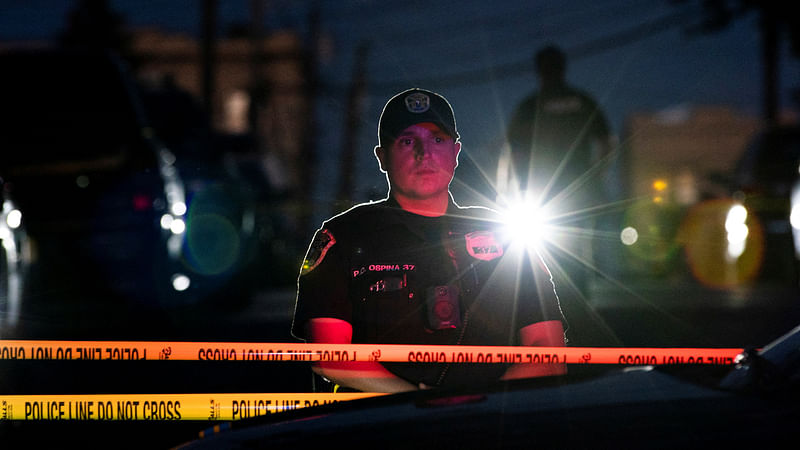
[377,123,460,202]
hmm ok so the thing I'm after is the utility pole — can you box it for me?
[761,6,779,125]
[249,0,266,134]
[201,0,218,127]
[296,2,321,238]
[337,43,370,209]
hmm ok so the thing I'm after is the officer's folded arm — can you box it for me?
[500,319,567,380]
[306,317,419,393]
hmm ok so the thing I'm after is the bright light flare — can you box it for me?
[501,198,552,249]
[6,209,22,229]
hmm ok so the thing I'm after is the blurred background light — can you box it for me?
[171,273,191,291]
[169,217,186,235]
[620,226,638,246]
[681,199,763,288]
[160,213,173,230]
[171,201,187,216]
[725,204,749,261]
[76,175,90,188]
[6,209,22,229]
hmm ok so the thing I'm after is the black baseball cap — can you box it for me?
[377,88,459,147]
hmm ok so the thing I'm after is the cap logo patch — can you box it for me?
[405,93,430,113]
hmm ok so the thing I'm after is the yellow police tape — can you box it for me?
[0,393,384,421]
[0,340,744,365]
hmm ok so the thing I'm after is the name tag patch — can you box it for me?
[352,264,416,278]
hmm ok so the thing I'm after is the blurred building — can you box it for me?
[130,28,311,194]
[623,105,762,205]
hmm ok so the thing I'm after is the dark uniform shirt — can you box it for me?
[291,196,564,389]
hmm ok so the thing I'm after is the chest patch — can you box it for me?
[465,230,503,261]
[301,228,336,276]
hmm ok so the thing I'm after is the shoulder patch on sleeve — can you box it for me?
[301,228,336,275]
[465,230,503,261]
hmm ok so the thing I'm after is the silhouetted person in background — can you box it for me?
[58,0,137,66]
[503,45,613,301]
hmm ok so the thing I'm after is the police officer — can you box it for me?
[505,45,613,199]
[503,45,614,300]
[292,88,566,393]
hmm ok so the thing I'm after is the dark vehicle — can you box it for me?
[176,323,800,449]
[133,77,303,315]
[0,47,192,333]
[729,125,800,285]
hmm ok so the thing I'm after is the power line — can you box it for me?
[355,0,657,54]
[568,7,697,59]
[349,7,699,94]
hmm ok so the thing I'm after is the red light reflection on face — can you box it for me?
[382,123,459,202]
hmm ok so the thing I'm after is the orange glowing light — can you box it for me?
[652,179,668,192]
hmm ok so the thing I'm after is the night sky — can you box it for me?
[3,0,799,210]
